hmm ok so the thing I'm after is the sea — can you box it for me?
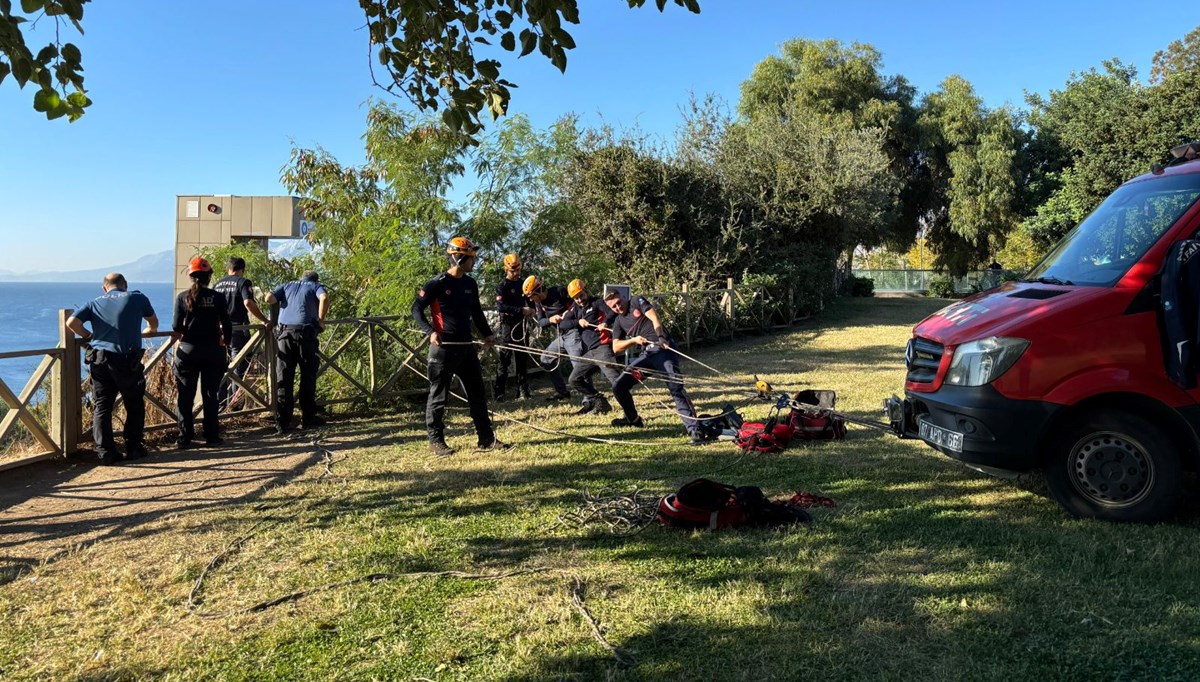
[0,282,175,392]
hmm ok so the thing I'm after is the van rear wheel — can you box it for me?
[1044,409,1182,522]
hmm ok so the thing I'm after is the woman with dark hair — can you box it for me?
[172,257,232,448]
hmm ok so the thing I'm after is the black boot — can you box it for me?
[574,399,595,415]
[592,395,612,414]
[611,415,644,428]
[430,439,455,457]
[519,385,532,400]
[494,378,508,402]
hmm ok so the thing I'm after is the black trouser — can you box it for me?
[612,348,699,436]
[220,330,251,409]
[174,343,225,441]
[89,350,146,459]
[568,346,623,402]
[494,321,529,396]
[275,326,319,428]
[426,344,494,443]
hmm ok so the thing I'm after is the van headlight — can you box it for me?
[945,337,1030,387]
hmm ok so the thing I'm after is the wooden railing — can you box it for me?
[0,281,813,471]
[0,313,433,471]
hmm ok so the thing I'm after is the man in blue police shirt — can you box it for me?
[65,273,160,464]
[266,270,329,434]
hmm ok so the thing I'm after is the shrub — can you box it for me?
[927,276,956,298]
[848,275,875,297]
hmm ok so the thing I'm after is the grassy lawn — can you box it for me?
[3,296,1199,681]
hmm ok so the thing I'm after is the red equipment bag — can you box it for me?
[734,421,795,453]
[657,478,811,530]
[788,389,847,441]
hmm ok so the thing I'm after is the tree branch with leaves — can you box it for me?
[0,0,90,121]
[361,0,699,136]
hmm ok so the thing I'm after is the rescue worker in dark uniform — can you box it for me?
[214,256,270,409]
[266,270,329,434]
[604,289,704,445]
[413,236,507,457]
[172,257,233,448]
[65,273,159,464]
[523,275,574,401]
[493,253,533,401]
[560,279,621,415]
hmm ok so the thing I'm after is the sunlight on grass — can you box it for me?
[1,297,1198,680]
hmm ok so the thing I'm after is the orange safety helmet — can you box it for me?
[503,253,522,270]
[187,257,213,275]
[445,236,478,257]
[522,275,544,296]
[567,278,587,299]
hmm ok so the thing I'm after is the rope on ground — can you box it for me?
[570,575,635,666]
[187,437,347,617]
[553,487,661,536]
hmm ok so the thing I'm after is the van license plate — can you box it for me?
[919,420,964,453]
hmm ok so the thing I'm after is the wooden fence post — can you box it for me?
[367,322,377,398]
[725,277,735,340]
[681,283,692,350]
[265,328,277,417]
[54,308,81,455]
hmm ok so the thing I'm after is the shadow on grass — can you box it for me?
[0,426,341,583]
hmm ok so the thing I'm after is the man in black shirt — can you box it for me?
[604,290,703,445]
[524,275,574,401]
[560,279,621,415]
[493,253,533,401]
[214,257,271,409]
[413,236,507,456]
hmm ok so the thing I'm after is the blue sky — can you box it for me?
[0,0,1195,273]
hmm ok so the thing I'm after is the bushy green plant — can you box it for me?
[927,276,956,298]
[842,275,875,297]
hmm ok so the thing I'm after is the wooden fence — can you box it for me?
[0,282,811,471]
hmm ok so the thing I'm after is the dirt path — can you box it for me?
[0,426,329,579]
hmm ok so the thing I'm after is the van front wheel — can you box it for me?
[1044,409,1182,522]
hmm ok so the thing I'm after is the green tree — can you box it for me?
[1151,25,1200,84]
[995,223,1041,271]
[736,38,921,250]
[918,76,1020,276]
[280,104,467,320]
[0,0,90,122]
[1024,41,1200,248]
[562,132,729,291]
[1023,60,1146,247]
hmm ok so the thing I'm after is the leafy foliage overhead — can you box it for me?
[0,0,90,122]
[2,0,700,130]
[362,0,700,136]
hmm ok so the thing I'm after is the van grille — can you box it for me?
[905,337,943,384]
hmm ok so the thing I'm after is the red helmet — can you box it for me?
[187,257,213,275]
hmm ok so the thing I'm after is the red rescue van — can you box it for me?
[890,143,1200,521]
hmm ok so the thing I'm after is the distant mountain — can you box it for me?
[0,250,174,283]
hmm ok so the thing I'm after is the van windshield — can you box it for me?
[1025,173,1200,286]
